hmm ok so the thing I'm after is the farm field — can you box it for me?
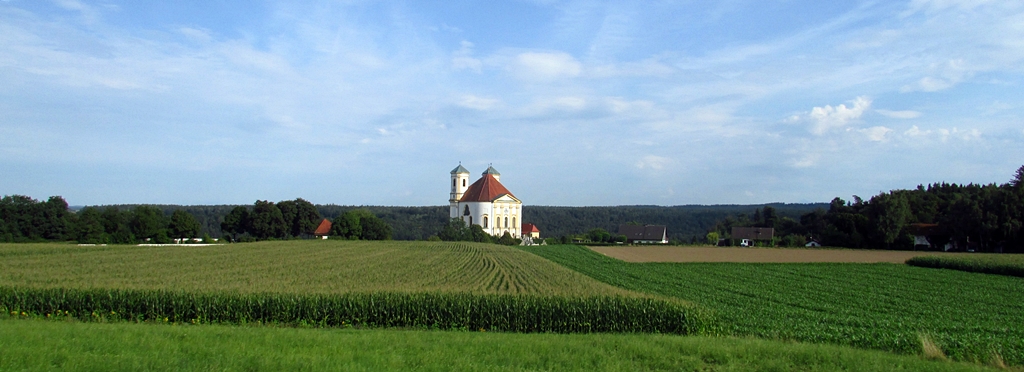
[590,245,986,263]
[907,254,1024,278]
[0,241,627,296]
[521,244,1024,366]
[0,318,1000,372]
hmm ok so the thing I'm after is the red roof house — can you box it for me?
[313,219,332,239]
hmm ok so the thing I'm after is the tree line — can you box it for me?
[709,166,1024,252]
[220,199,393,241]
[0,195,205,244]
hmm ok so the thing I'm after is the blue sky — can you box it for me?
[1,0,1022,206]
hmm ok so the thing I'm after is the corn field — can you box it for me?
[0,287,717,335]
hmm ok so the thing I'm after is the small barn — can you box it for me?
[313,219,332,239]
[618,224,668,244]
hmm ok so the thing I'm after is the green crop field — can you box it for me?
[0,318,1000,372]
[521,244,1024,366]
[0,241,627,295]
[0,242,713,335]
[907,254,1024,278]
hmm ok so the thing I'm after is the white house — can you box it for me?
[449,165,522,238]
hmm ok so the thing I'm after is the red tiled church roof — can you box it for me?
[459,174,516,202]
[522,223,540,233]
[313,219,332,235]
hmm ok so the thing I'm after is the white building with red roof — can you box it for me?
[450,164,523,238]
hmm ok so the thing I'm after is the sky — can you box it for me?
[1,0,1023,207]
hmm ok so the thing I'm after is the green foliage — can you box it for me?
[906,255,1024,278]
[331,209,392,240]
[521,244,1024,365]
[705,231,719,245]
[0,287,713,335]
[169,210,201,240]
[249,200,286,239]
[130,206,168,242]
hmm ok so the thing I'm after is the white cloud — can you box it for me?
[451,41,481,73]
[904,125,931,137]
[876,109,922,119]
[635,155,671,170]
[801,96,872,135]
[513,51,582,80]
[900,59,971,92]
[859,126,892,141]
[457,95,499,111]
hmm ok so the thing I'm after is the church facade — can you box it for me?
[450,165,522,238]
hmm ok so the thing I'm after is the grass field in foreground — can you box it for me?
[521,245,1024,366]
[0,319,1002,372]
[0,241,627,296]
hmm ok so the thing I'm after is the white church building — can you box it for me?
[450,164,522,238]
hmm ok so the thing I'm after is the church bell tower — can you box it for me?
[450,164,470,218]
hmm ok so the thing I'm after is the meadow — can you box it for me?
[521,244,1024,366]
[0,318,1000,371]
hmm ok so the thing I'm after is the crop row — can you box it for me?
[0,286,717,335]
[520,245,1024,366]
[906,255,1024,278]
[0,241,628,296]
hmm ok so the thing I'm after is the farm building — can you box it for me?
[731,227,775,242]
[522,223,540,238]
[618,224,668,244]
[313,219,332,239]
[449,164,523,238]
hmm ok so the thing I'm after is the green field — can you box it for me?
[1,241,1021,370]
[520,244,1024,365]
[907,254,1024,278]
[0,318,1000,371]
[0,241,626,295]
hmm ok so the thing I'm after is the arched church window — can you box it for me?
[452,179,456,188]
[483,216,488,228]
[512,217,516,228]
[463,205,470,216]
[462,179,466,187]
[504,217,508,228]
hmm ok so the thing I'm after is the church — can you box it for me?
[449,164,522,238]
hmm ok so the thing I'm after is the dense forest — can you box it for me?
[710,166,1024,252]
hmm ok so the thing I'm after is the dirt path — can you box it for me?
[588,246,981,263]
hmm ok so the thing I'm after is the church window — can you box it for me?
[452,179,456,188]
[512,217,516,228]
[462,179,466,187]
[463,205,470,216]
[483,216,488,228]
[469,216,473,225]
[504,217,509,228]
